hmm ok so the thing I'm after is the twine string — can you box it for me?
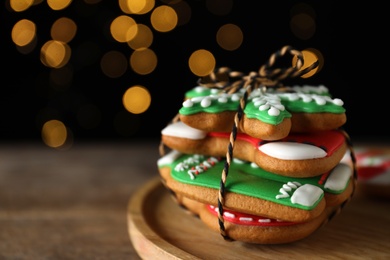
[215,45,320,241]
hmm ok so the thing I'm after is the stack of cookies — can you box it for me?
[157,47,357,244]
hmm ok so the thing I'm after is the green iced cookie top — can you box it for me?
[180,89,292,125]
[158,152,351,211]
[179,85,345,124]
[278,93,345,113]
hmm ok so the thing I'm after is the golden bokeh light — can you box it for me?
[100,50,128,78]
[9,0,34,12]
[3,0,339,143]
[119,0,155,15]
[47,0,72,11]
[51,17,77,43]
[11,19,36,47]
[188,49,216,77]
[118,0,132,14]
[40,40,71,68]
[150,5,178,33]
[127,23,154,50]
[122,85,151,114]
[216,23,243,51]
[110,15,138,43]
[292,48,322,78]
[41,119,68,148]
[127,0,155,15]
[130,48,157,75]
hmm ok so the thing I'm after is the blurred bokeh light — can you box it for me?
[1,0,382,148]
[189,49,216,77]
[122,85,151,114]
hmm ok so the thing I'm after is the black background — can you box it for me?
[1,1,389,143]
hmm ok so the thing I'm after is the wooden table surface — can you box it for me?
[0,141,159,259]
[1,140,389,259]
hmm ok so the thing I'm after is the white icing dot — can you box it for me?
[259,219,271,223]
[286,93,299,101]
[313,96,326,105]
[317,85,328,93]
[232,158,245,164]
[231,93,241,101]
[332,98,344,106]
[300,94,312,103]
[194,86,206,93]
[200,97,212,107]
[218,96,228,103]
[250,162,259,168]
[224,212,235,218]
[239,217,253,222]
[182,99,193,107]
[268,106,280,116]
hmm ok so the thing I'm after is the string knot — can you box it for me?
[198,45,319,95]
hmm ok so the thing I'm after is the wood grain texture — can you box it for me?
[128,175,390,259]
[0,142,159,260]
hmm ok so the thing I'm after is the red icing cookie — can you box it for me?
[161,121,348,177]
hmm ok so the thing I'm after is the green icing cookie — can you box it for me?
[180,91,292,125]
[180,86,345,122]
[243,99,291,125]
[159,153,348,211]
[279,94,346,114]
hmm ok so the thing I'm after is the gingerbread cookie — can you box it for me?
[179,85,346,140]
[158,151,354,244]
[157,46,356,244]
[161,121,348,177]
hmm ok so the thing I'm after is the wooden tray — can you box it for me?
[127,176,390,259]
